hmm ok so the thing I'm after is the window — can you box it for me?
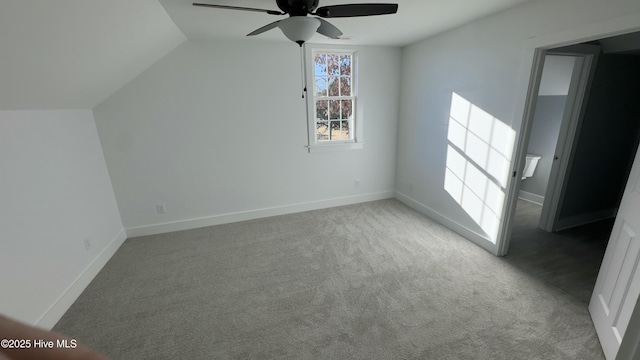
[306,48,361,152]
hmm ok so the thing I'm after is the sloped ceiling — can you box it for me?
[0,0,534,110]
[0,0,186,110]
[161,0,530,46]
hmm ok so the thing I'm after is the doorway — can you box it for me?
[507,33,640,297]
[502,29,640,360]
[496,15,640,359]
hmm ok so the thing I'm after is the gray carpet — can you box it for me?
[54,199,604,359]
[506,199,611,303]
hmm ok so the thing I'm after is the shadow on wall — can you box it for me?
[444,93,516,243]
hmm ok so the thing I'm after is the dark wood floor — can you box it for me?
[504,199,613,303]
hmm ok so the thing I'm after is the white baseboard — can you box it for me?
[518,190,545,205]
[394,191,498,255]
[554,207,617,232]
[36,229,127,329]
[126,191,396,238]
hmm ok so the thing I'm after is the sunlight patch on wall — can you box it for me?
[444,93,515,243]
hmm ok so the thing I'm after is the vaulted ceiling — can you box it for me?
[0,0,185,110]
[0,0,532,110]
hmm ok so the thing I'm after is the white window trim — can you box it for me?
[304,45,362,153]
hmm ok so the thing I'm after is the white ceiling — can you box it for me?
[160,0,531,46]
[0,0,533,110]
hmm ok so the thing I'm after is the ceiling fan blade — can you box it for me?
[316,18,343,39]
[314,3,398,18]
[193,3,284,16]
[247,20,281,36]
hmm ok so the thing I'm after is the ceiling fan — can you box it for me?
[193,0,399,46]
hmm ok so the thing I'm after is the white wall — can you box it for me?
[520,95,567,199]
[538,55,575,96]
[94,40,401,235]
[395,0,640,253]
[0,110,124,327]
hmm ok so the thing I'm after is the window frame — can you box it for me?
[305,46,362,152]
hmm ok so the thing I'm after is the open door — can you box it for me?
[589,144,640,360]
[538,45,600,232]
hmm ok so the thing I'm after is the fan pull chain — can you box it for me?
[300,44,306,99]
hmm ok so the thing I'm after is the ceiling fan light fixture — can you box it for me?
[278,17,321,46]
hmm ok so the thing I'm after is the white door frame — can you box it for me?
[537,45,600,232]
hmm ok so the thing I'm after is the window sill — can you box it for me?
[306,142,364,153]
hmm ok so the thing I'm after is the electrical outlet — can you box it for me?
[156,203,166,214]
[354,179,360,188]
[83,238,91,251]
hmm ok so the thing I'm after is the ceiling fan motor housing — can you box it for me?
[276,0,320,16]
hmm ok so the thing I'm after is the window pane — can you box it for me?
[316,121,329,141]
[329,120,341,140]
[329,100,341,119]
[327,54,340,76]
[339,77,351,96]
[315,77,327,97]
[316,100,328,120]
[314,53,327,76]
[340,99,353,119]
[340,120,350,139]
[340,55,351,76]
[327,77,339,96]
